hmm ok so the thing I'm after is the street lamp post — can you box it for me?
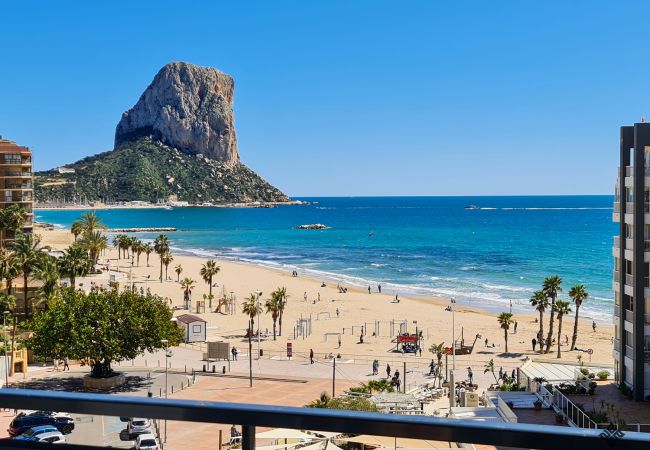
[160,338,169,444]
[449,297,456,408]
[3,311,9,387]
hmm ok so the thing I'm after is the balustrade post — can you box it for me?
[242,424,256,450]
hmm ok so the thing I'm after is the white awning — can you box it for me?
[256,429,320,439]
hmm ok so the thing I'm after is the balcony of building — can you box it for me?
[614,304,620,318]
[614,338,621,352]
[625,273,634,286]
[2,181,33,190]
[0,154,32,166]
[2,169,32,178]
[0,389,647,450]
[0,192,33,203]
[626,202,635,214]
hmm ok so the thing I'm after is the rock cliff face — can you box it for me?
[115,62,239,164]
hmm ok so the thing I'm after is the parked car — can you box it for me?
[17,431,66,444]
[127,418,152,437]
[135,433,159,450]
[8,413,75,437]
[13,425,59,440]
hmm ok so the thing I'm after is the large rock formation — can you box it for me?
[115,62,239,164]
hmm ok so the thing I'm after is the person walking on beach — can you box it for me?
[63,356,70,371]
[368,286,371,294]
[304,292,308,302]
[386,364,391,378]
[532,338,537,352]
[467,367,473,384]
[514,321,518,334]
[309,349,314,364]
[592,320,597,332]
[485,338,488,347]
[378,284,382,293]
[338,335,341,348]
[336,308,339,318]
[317,292,320,302]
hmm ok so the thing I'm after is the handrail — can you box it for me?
[0,389,647,449]
[552,388,599,429]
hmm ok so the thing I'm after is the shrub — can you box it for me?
[580,368,590,376]
[588,373,595,379]
[596,370,609,380]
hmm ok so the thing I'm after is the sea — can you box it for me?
[35,196,616,321]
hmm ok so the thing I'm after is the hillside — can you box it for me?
[35,138,289,204]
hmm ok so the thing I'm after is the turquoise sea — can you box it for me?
[36,196,616,321]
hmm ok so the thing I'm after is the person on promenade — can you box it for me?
[511,369,516,381]
[338,335,341,348]
[310,349,314,364]
[63,357,70,371]
[514,321,518,333]
[467,367,473,384]
[498,367,503,380]
[532,338,537,352]
[386,364,391,378]
[53,358,59,371]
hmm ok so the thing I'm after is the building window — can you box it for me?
[192,325,202,333]
[626,224,634,239]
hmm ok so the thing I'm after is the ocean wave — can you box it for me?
[460,265,480,271]
[482,283,533,293]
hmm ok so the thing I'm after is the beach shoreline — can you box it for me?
[36,223,616,372]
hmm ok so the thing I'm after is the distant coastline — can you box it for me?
[34,200,308,211]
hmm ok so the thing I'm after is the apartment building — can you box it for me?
[613,122,650,401]
[0,137,33,240]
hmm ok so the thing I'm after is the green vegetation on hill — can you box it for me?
[35,137,289,204]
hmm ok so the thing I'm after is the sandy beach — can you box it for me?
[37,224,616,375]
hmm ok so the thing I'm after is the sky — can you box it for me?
[0,1,648,196]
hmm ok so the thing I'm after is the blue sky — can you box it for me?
[0,1,647,196]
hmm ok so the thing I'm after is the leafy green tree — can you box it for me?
[180,277,195,307]
[174,264,183,282]
[543,275,562,354]
[9,233,50,317]
[200,260,220,309]
[568,285,588,351]
[554,300,572,358]
[58,244,91,287]
[529,290,549,353]
[153,235,170,282]
[306,393,378,412]
[26,288,183,378]
[0,248,20,296]
[0,205,27,248]
[497,312,514,353]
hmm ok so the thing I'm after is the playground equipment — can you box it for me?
[444,333,481,356]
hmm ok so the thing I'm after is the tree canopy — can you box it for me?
[26,288,183,378]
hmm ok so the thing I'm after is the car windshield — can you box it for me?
[133,420,148,426]
[140,439,157,446]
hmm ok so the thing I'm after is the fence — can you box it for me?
[0,389,648,450]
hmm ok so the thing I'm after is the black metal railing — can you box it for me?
[0,389,648,450]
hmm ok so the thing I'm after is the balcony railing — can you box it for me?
[614,202,621,213]
[0,389,647,450]
[625,165,633,176]
[626,274,634,286]
[613,270,620,282]
[614,305,620,317]
[626,202,635,214]
[626,309,634,322]
[614,338,620,352]
[626,344,634,355]
[614,236,620,248]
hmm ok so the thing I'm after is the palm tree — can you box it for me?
[0,205,27,248]
[180,277,195,307]
[144,243,153,267]
[58,244,90,287]
[78,211,105,235]
[307,392,331,408]
[242,293,262,332]
[32,255,60,309]
[554,300,572,358]
[428,342,445,386]
[484,358,499,384]
[568,285,588,351]
[80,230,107,266]
[200,260,220,309]
[9,233,50,317]
[276,286,288,336]
[133,239,144,266]
[70,220,84,242]
[542,275,562,354]
[112,235,122,259]
[174,264,183,282]
[529,290,549,353]
[153,235,170,282]
[265,292,282,340]
[497,312,514,353]
[0,249,20,296]
[162,252,173,280]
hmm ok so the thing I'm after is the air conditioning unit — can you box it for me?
[462,392,479,407]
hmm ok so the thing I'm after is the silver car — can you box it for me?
[136,433,159,450]
[127,418,152,437]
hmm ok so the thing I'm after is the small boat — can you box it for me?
[464,204,479,210]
